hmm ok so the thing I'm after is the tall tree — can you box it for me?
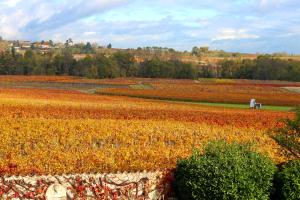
[113,52,136,77]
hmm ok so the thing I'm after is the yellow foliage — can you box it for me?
[0,118,286,174]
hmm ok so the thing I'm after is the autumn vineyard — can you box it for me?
[2,0,300,197]
[0,76,298,176]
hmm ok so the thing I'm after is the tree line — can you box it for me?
[0,49,196,79]
[1,50,300,81]
[217,55,300,81]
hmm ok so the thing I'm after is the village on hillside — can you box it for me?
[0,37,260,65]
[1,37,300,72]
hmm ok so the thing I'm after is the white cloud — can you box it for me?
[0,0,22,7]
[84,31,97,36]
[212,28,259,41]
[0,0,129,40]
[1,0,300,53]
[259,0,287,7]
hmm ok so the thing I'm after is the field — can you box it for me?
[97,78,300,107]
[0,76,298,175]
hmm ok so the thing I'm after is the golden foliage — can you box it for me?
[0,118,286,174]
[0,86,293,174]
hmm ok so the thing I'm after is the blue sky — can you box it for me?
[0,0,300,53]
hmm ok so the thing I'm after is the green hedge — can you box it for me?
[174,141,276,200]
[273,160,300,200]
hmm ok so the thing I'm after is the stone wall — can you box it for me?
[0,170,174,199]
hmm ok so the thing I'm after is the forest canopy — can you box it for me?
[1,49,300,81]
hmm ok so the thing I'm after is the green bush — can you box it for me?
[273,160,300,200]
[174,141,277,200]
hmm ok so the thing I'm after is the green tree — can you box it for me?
[95,54,120,78]
[173,61,196,79]
[113,52,135,77]
[83,42,94,54]
[65,38,73,48]
[219,59,241,78]
[88,65,99,78]
[139,59,162,78]
[73,55,94,77]
[191,47,198,56]
[0,51,17,74]
[49,40,54,47]
[22,50,36,75]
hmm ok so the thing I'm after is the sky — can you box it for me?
[0,0,300,53]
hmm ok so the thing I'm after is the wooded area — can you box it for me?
[1,49,300,81]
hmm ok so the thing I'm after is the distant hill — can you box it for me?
[1,38,300,65]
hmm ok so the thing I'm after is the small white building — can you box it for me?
[250,99,262,109]
[250,99,256,109]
